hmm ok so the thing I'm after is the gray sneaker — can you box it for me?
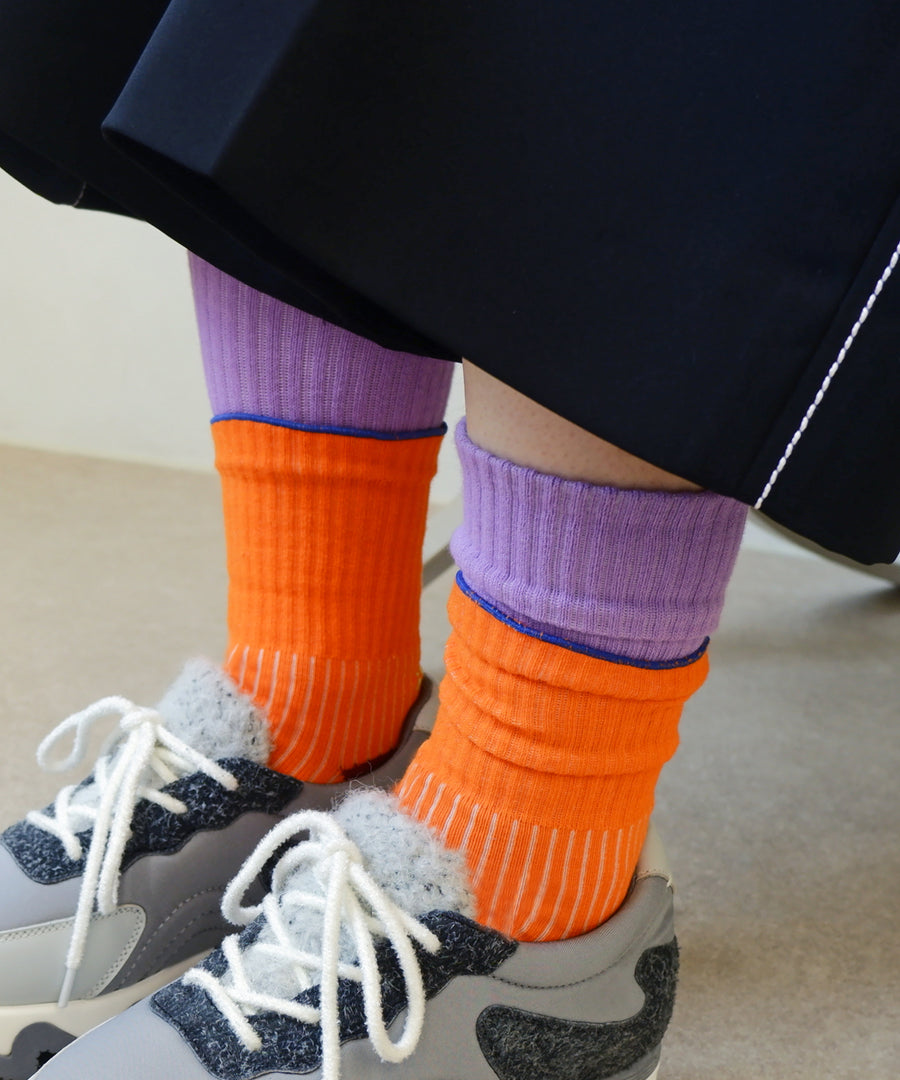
[34,790,677,1080]
[0,661,431,1080]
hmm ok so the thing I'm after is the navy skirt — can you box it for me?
[3,0,900,563]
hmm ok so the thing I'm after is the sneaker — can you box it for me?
[34,791,678,1080]
[0,661,431,1080]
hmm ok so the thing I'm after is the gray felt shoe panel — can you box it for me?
[0,770,304,1006]
[475,942,677,1080]
[1,669,433,1079]
[0,759,302,885]
[33,858,677,1080]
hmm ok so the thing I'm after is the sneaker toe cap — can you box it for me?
[36,996,211,1079]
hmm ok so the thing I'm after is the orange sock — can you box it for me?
[215,417,442,782]
[396,582,707,941]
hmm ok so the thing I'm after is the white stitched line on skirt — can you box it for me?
[754,238,900,509]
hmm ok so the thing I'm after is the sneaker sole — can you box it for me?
[0,950,207,1080]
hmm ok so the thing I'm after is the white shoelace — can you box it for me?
[185,811,442,1080]
[26,695,239,1008]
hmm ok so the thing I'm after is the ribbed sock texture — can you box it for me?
[190,253,454,430]
[191,256,453,781]
[452,420,748,661]
[399,423,744,939]
[396,583,708,940]
[216,418,443,781]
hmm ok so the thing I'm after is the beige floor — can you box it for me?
[1,442,898,1078]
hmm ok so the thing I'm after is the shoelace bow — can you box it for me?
[185,811,442,1080]
[26,695,239,1008]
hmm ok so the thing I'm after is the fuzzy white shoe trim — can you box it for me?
[156,659,270,765]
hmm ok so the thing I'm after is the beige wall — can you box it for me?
[0,170,212,469]
[0,169,464,500]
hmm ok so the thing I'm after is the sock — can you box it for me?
[191,255,454,781]
[451,421,747,660]
[191,254,453,432]
[397,423,747,940]
[397,584,707,940]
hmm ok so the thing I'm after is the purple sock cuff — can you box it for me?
[190,254,454,432]
[456,571,709,669]
[451,420,748,662]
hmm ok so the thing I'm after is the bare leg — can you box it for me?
[463,359,702,491]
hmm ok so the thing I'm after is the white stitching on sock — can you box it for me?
[294,659,333,778]
[337,659,362,769]
[264,651,281,713]
[517,828,558,937]
[582,831,609,929]
[560,830,593,939]
[509,824,540,931]
[536,828,578,941]
[272,657,316,769]
[311,659,348,782]
[594,829,625,926]
[251,648,265,701]
[472,812,500,889]
[349,660,369,769]
[755,239,900,508]
[484,819,519,929]
[275,653,299,738]
[438,792,463,843]
[459,801,482,860]
[422,782,447,828]
[409,771,434,819]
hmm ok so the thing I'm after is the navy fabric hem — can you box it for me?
[211,413,447,440]
[455,572,708,670]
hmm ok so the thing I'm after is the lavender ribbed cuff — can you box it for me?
[451,420,748,662]
[190,254,454,432]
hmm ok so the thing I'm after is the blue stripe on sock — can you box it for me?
[211,412,447,440]
[455,571,708,669]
